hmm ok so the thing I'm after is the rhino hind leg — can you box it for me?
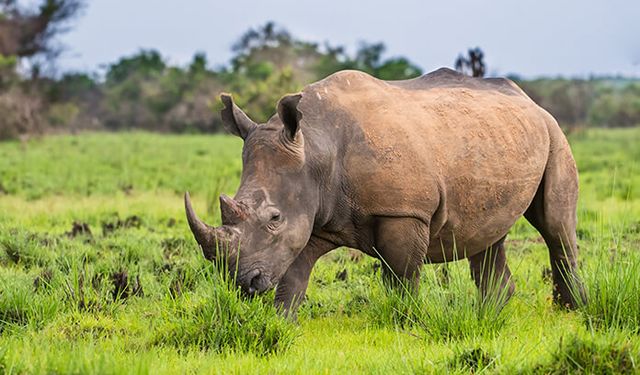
[468,236,515,305]
[374,217,430,292]
[524,143,586,309]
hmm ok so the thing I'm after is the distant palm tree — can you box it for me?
[455,47,486,77]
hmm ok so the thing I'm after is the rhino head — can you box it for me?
[185,93,319,295]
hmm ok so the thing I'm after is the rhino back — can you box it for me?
[300,69,553,257]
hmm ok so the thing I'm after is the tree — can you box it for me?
[350,42,422,80]
[0,0,83,59]
[105,49,166,85]
[354,42,386,73]
[188,52,208,76]
[589,83,640,127]
[0,0,83,139]
[454,47,486,77]
[231,21,292,56]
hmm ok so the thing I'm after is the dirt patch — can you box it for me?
[33,268,54,291]
[168,268,196,298]
[120,184,133,195]
[111,270,144,301]
[161,237,189,259]
[66,221,92,238]
[335,269,348,281]
[102,215,142,236]
[32,232,56,246]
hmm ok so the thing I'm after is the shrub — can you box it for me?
[0,87,47,140]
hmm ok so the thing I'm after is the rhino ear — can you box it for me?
[277,93,303,142]
[220,93,256,140]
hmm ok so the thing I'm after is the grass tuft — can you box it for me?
[533,334,638,374]
[370,261,510,341]
[449,346,497,372]
[0,229,55,268]
[154,262,298,355]
[0,276,62,332]
[578,250,640,333]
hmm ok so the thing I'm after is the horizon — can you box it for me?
[55,0,640,80]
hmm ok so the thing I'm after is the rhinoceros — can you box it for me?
[185,68,586,316]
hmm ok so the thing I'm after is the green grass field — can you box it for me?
[0,128,639,374]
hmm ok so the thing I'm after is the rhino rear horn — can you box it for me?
[220,194,247,225]
[184,192,217,258]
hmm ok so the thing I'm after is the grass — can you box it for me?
[367,262,511,341]
[578,251,640,334]
[0,128,639,373]
[532,333,639,374]
[154,263,298,356]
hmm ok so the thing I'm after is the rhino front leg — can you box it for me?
[274,235,335,318]
[374,217,430,292]
[468,236,515,306]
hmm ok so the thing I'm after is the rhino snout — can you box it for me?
[238,268,272,296]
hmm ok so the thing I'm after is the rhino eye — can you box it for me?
[266,210,283,232]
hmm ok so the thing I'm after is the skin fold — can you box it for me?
[185,68,586,317]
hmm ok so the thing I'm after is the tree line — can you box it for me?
[0,2,638,140]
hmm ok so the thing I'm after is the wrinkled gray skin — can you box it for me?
[185,68,586,317]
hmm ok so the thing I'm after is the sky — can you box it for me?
[56,0,640,78]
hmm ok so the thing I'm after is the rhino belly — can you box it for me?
[426,160,546,262]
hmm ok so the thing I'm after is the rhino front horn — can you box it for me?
[184,192,216,258]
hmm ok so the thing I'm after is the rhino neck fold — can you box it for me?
[298,101,366,248]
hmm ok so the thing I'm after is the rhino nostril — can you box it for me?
[247,270,261,295]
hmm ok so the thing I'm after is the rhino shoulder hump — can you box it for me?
[388,67,527,97]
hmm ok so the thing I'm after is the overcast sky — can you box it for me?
[57,0,640,78]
